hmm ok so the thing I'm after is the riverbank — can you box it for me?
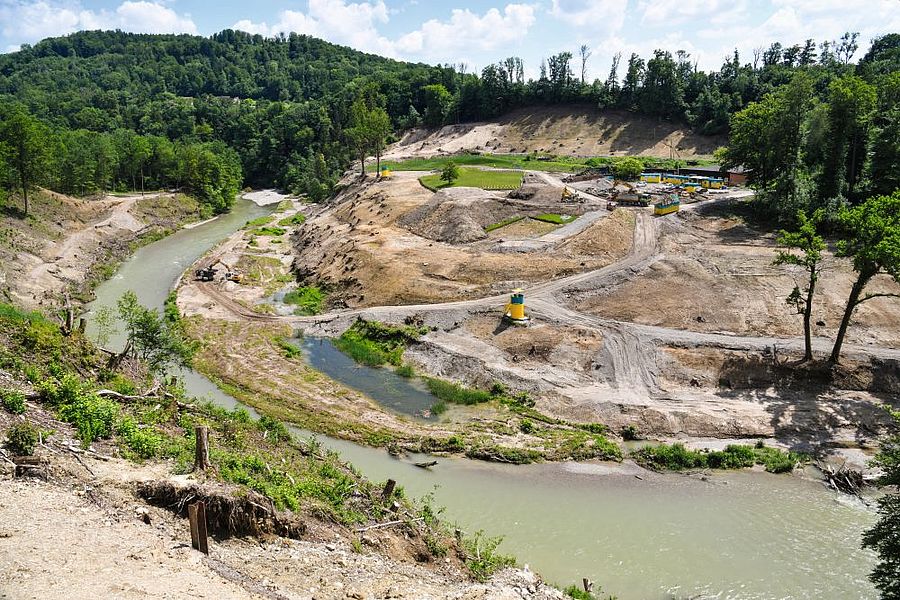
[0,305,562,598]
[1,189,206,310]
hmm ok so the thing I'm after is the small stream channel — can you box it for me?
[86,197,878,600]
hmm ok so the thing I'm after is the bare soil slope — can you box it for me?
[291,173,635,308]
[576,208,900,348]
[386,105,725,160]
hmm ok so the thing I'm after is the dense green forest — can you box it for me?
[0,29,898,213]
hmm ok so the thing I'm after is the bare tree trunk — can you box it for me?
[20,171,28,216]
[194,425,210,471]
[802,271,817,361]
[830,272,870,363]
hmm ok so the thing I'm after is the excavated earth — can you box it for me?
[176,170,900,467]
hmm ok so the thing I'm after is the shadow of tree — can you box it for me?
[714,355,900,454]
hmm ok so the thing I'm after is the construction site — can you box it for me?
[174,140,900,470]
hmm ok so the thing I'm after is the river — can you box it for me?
[86,197,878,600]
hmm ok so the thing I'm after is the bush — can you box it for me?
[38,374,118,446]
[277,213,306,226]
[621,424,639,440]
[632,442,802,473]
[424,378,492,405]
[116,417,162,459]
[519,419,535,434]
[258,415,290,444]
[333,319,427,367]
[283,286,325,316]
[1,389,26,414]
[6,422,39,455]
[463,531,516,582]
[430,401,447,416]
[395,364,414,378]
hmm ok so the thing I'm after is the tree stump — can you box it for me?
[194,426,210,471]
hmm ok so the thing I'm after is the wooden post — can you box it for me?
[188,501,209,554]
[582,578,593,593]
[194,426,210,471]
[381,478,396,501]
[78,318,86,335]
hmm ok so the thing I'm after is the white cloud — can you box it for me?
[394,4,536,60]
[0,0,197,49]
[233,2,536,65]
[638,0,749,26]
[549,0,628,30]
[232,0,394,56]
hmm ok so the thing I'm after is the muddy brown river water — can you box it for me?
[86,197,878,600]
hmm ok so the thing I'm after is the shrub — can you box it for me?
[430,401,447,416]
[463,531,516,582]
[519,419,535,434]
[334,319,427,367]
[424,378,492,405]
[395,364,415,378]
[621,424,639,440]
[6,422,39,455]
[116,417,162,459]
[283,286,325,316]
[277,213,306,226]
[1,389,26,414]
[258,415,290,444]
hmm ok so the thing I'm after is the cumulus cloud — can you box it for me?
[394,4,535,59]
[232,0,394,56]
[0,0,197,49]
[548,0,628,31]
[233,1,536,64]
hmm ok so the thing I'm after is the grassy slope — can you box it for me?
[419,168,524,191]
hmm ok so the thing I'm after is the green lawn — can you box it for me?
[533,213,578,225]
[376,153,718,175]
[419,167,524,191]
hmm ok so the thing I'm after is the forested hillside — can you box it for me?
[0,29,897,213]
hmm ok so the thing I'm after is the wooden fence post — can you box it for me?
[194,425,210,471]
[188,501,209,555]
[582,578,593,593]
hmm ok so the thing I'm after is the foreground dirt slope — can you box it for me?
[386,105,725,160]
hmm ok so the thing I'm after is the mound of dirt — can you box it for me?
[507,184,564,204]
[399,187,518,244]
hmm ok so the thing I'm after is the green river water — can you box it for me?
[85,198,878,600]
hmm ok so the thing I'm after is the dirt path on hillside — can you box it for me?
[11,194,157,307]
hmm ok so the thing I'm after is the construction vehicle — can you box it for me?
[561,186,578,202]
[194,267,216,281]
[224,271,242,283]
[610,180,650,207]
[606,201,617,211]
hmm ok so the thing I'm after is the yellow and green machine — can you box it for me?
[504,289,529,323]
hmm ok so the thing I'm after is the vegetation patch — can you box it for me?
[1,388,26,414]
[379,154,715,175]
[423,377,492,405]
[631,442,805,473]
[249,226,287,237]
[277,213,306,226]
[283,286,325,316]
[418,167,523,191]
[484,215,525,232]
[333,319,428,367]
[242,216,273,229]
[533,213,577,225]
[5,421,39,455]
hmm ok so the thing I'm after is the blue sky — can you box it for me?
[2,1,899,78]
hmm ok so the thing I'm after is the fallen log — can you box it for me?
[413,460,438,469]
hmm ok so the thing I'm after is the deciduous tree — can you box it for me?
[830,192,900,362]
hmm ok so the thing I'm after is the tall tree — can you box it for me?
[819,75,876,201]
[579,44,592,84]
[0,108,50,215]
[869,71,900,196]
[773,209,825,361]
[830,192,900,363]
